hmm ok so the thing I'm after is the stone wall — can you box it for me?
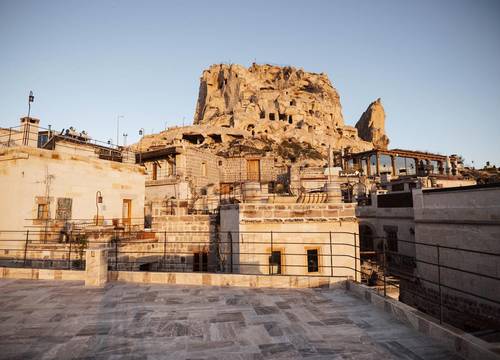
[220,203,360,278]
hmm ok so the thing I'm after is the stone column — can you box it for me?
[325,177,342,203]
[391,156,396,176]
[85,247,109,287]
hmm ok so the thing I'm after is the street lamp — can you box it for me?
[28,91,34,118]
[139,128,145,164]
[95,191,103,225]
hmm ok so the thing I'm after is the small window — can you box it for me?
[307,249,319,273]
[269,113,275,121]
[201,162,207,177]
[260,111,266,119]
[269,250,282,274]
[56,198,72,220]
[288,115,293,124]
[37,203,49,220]
[218,160,223,166]
[384,227,398,252]
[279,113,286,121]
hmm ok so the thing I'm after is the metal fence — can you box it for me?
[0,229,498,336]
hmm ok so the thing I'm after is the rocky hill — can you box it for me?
[137,63,389,165]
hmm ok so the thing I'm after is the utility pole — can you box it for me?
[116,115,124,147]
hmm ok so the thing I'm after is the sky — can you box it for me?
[1,0,499,166]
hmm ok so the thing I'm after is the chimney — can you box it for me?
[20,117,40,147]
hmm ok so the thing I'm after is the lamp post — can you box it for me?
[123,133,128,147]
[95,191,103,225]
[139,128,144,164]
[28,91,34,118]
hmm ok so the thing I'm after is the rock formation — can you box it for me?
[355,98,389,150]
[137,64,388,165]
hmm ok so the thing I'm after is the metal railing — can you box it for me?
[0,229,498,336]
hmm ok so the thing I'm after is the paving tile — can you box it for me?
[0,279,464,360]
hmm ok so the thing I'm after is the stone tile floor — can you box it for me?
[0,279,463,359]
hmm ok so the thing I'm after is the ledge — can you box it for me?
[346,280,500,360]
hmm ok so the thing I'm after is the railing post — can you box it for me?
[163,231,167,270]
[383,237,387,297]
[229,231,233,274]
[114,233,118,271]
[329,231,333,277]
[23,230,29,266]
[354,233,358,282]
[270,231,273,275]
[8,127,12,146]
[67,232,72,270]
[437,245,443,324]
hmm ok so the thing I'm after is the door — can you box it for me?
[122,199,132,227]
[247,159,260,181]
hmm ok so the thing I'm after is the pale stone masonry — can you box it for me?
[220,202,360,278]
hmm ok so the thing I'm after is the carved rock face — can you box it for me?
[355,98,389,150]
[192,63,375,157]
[136,64,387,165]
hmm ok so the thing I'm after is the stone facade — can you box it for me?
[0,146,145,248]
[220,202,360,278]
[356,183,500,333]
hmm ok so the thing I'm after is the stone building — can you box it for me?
[219,202,360,278]
[0,118,146,251]
[356,183,500,333]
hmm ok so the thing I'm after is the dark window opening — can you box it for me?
[288,115,293,124]
[193,252,208,272]
[269,113,275,121]
[385,228,398,253]
[260,111,266,119]
[307,249,319,272]
[279,113,286,121]
[208,134,222,143]
[182,134,205,145]
[269,250,281,274]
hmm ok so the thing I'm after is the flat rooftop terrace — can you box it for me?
[0,279,463,360]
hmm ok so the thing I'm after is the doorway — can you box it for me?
[122,199,132,227]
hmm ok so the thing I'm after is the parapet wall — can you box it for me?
[223,203,357,223]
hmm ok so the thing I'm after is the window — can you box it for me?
[193,252,208,272]
[201,162,207,177]
[269,113,275,121]
[384,226,398,252]
[37,203,49,220]
[307,249,319,272]
[260,111,265,119]
[269,250,282,274]
[56,198,72,220]
[279,113,286,121]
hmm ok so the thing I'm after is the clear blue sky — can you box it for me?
[1,0,499,166]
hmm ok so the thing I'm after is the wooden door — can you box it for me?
[122,199,132,226]
[247,159,260,181]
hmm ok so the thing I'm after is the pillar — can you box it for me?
[85,247,109,287]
